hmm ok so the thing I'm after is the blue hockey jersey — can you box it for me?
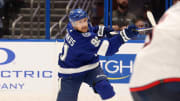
[58,22,127,77]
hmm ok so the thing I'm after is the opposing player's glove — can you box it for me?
[119,25,139,41]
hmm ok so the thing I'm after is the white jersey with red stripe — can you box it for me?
[130,2,180,88]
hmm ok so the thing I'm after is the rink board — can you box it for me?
[0,40,144,101]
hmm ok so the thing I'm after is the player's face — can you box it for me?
[73,18,88,33]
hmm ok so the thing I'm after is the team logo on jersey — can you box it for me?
[0,48,15,65]
[82,32,91,37]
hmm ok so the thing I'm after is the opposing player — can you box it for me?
[130,2,180,101]
[57,8,138,101]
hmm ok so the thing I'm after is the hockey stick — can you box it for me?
[110,27,153,35]
[147,11,157,27]
[137,27,153,32]
[110,11,156,35]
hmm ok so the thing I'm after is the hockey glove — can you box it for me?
[97,25,114,38]
[104,26,114,38]
[119,25,139,42]
[104,26,114,34]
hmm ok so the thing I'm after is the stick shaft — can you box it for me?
[147,11,157,27]
[137,27,153,32]
[110,27,153,35]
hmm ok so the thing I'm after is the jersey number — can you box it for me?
[91,36,100,47]
[60,43,69,61]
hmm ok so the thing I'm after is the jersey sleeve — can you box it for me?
[92,25,114,38]
[92,25,105,37]
[84,32,126,56]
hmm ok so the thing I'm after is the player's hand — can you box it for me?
[104,27,114,38]
[104,26,114,34]
[97,25,114,37]
[124,25,139,38]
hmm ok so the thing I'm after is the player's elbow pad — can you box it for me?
[97,40,120,56]
[97,40,109,56]
[97,33,125,56]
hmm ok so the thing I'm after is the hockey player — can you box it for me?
[57,8,138,101]
[130,2,180,101]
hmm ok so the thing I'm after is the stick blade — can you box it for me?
[147,11,157,27]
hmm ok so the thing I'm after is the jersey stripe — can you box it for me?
[58,62,99,74]
[119,30,131,42]
[130,78,180,92]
